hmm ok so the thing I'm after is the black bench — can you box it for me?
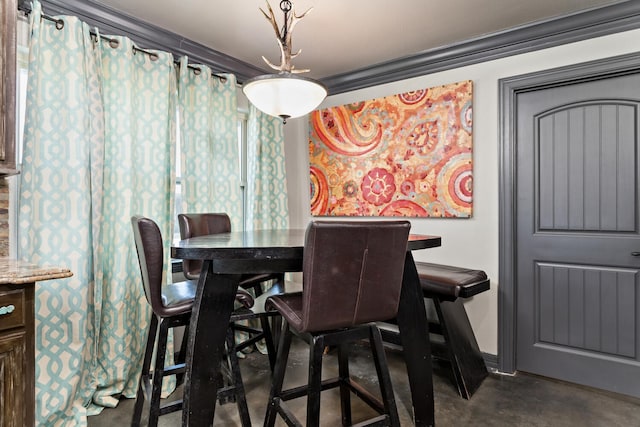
[380,262,490,399]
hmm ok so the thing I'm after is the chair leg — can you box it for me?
[268,275,286,349]
[307,334,325,427]
[147,317,170,427]
[259,315,277,371]
[264,322,293,427]
[132,314,159,426]
[369,325,401,427]
[226,327,252,427]
[175,323,189,386]
[270,316,283,355]
[217,336,232,406]
[337,342,352,426]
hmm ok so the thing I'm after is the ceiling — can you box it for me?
[89,0,624,80]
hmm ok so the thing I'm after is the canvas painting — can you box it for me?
[309,80,473,217]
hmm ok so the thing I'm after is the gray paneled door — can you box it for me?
[516,71,640,397]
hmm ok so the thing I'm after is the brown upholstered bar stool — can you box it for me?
[131,216,254,427]
[178,213,283,369]
[178,212,284,294]
[264,220,411,427]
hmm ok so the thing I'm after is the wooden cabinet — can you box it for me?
[0,283,34,427]
[0,260,71,427]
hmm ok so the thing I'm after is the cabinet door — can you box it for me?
[0,331,26,427]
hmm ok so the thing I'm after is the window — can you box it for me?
[172,109,182,242]
[172,107,249,241]
[9,14,29,257]
[238,108,248,232]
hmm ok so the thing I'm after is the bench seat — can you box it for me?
[417,262,489,300]
[380,262,490,399]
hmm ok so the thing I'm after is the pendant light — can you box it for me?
[243,0,327,124]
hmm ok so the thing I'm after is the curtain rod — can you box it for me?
[19,7,227,82]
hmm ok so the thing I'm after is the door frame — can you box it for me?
[498,51,640,373]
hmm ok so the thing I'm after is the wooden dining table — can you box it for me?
[171,228,441,427]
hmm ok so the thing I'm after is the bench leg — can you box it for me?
[433,298,488,399]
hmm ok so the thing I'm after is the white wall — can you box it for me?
[282,28,640,356]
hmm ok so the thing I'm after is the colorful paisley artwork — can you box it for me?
[309,80,473,217]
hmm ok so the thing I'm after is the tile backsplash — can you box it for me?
[0,179,9,257]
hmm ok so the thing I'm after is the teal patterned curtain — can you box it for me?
[246,105,290,229]
[18,2,177,425]
[93,37,177,409]
[178,57,242,229]
[19,4,103,425]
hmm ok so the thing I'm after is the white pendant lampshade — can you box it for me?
[243,73,327,123]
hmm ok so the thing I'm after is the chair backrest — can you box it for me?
[178,213,231,280]
[131,215,166,315]
[300,220,411,333]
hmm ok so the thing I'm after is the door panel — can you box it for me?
[537,103,637,232]
[516,72,640,397]
[536,262,637,358]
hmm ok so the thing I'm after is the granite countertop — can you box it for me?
[0,258,73,284]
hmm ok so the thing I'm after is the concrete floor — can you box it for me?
[88,340,640,426]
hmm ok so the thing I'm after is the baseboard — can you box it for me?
[482,352,499,371]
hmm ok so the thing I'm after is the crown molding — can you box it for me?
[21,0,640,94]
[20,0,268,82]
[323,1,640,94]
